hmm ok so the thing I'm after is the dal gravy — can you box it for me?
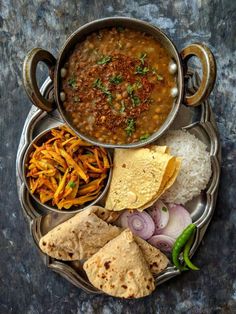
[61,27,176,144]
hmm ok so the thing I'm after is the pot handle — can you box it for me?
[23,48,56,112]
[180,43,216,106]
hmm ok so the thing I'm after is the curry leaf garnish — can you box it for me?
[68,78,77,88]
[109,75,123,85]
[97,55,112,65]
[135,66,149,75]
[140,134,150,141]
[125,118,136,136]
[139,52,147,65]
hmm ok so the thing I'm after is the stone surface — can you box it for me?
[0,0,236,313]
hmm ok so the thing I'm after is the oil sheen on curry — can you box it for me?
[61,28,176,144]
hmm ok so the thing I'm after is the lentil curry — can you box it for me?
[61,27,176,144]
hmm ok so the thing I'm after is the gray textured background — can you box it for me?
[0,0,236,313]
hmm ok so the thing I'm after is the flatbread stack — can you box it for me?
[39,207,121,260]
[39,205,169,298]
[105,146,181,211]
[83,229,156,298]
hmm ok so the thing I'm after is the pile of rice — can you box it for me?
[158,130,212,205]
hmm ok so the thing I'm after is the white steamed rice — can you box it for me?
[158,129,212,205]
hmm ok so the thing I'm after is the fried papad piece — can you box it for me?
[105,147,180,211]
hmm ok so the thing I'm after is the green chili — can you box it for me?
[172,223,197,270]
[183,232,199,270]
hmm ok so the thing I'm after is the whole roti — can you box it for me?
[83,229,155,298]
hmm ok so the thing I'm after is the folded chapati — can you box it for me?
[134,236,169,275]
[83,229,155,298]
[39,209,121,261]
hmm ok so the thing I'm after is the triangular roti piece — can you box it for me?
[39,211,121,261]
[83,229,155,298]
[134,236,169,275]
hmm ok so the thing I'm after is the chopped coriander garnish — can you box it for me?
[119,100,126,113]
[68,181,75,188]
[68,78,77,88]
[109,75,123,85]
[125,118,136,136]
[97,55,112,65]
[152,68,163,81]
[140,134,150,141]
[107,93,113,105]
[131,95,141,106]
[135,66,149,75]
[127,84,134,95]
[93,78,103,89]
[156,74,163,81]
[139,52,147,65]
[127,83,141,107]
[93,78,113,105]
[162,206,168,212]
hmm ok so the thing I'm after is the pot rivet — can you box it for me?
[171,87,178,97]
[169,62,177,74]
[60,92,66,102]
[60,68,67,78]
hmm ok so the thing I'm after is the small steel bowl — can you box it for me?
[22,125,112,214]
[23,17,216,148]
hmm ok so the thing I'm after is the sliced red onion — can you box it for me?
[160,204,192,239]
[128,212,155,240]
[148,200,169,234]
[148,235,175,253]
[116,210,133,228]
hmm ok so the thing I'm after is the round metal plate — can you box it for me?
[16,70,221,294]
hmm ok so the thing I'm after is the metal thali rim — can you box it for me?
[16,72,221,293]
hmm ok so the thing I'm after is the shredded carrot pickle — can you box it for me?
[26,126,110,210]
[61,27,176,144]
